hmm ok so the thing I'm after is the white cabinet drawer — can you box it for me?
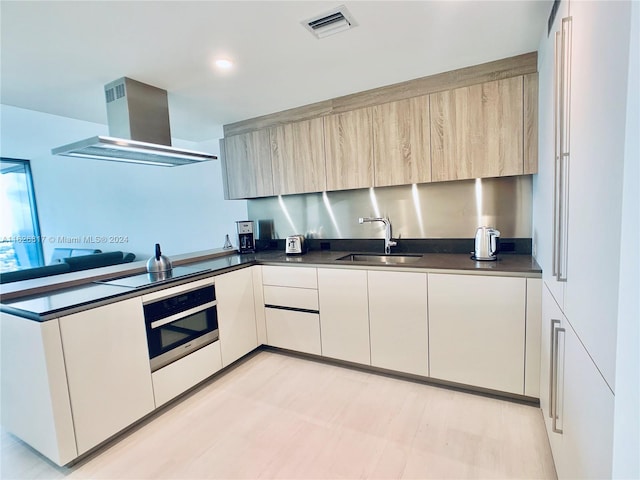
[152,341,222,407]
[265,308,321,355]
[264,285,319,311]
[262,266,317,288]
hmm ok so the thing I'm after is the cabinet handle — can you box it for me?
[552,30,562,279]
[265,304,319,315]
[553,17,572,282]
[558,153,570,282]
[561,17,572,160]
[552,327,566,434]
[149,300,217,329]
[549,319,561,420]
[557,16,572,282]
[552,152,561,278]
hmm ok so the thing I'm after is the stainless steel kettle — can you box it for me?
[474,227,500,261]
[146,243,173,277]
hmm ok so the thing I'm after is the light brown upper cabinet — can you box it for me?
[524,73,539,175]
[223,129,274,199]
[372,95,431,187]
[324,107,374,191]
[430,76,524,181]
[270,118,326,195]
[221,54,538,198]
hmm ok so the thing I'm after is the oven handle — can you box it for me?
[148,300,217,329]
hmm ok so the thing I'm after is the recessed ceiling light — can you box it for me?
[215,59,233,70]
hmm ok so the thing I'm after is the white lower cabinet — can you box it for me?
[317,268,370,365]
[264,285,319,310]
[262,265,318,289]
[262,268,321,355]
[0,264,545,467]
[368,270,428,376]
[0,313,77,466]
[265,308,321,355]
[524,278,542,398]
[59,297,155,455]
[216,267,258,366]
[252,266,268,345]
[152,341,223,407]
[428,273,526,394]
[540,283,615,479]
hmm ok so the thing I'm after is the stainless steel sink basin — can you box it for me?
[336,253,423,264]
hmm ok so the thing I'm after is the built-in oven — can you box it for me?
[143,278,218,372]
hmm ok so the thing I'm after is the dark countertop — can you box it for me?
[1,250,540,321]
[251,250,542,275]
[0,253,255,321]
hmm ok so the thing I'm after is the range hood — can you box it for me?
[52,77,217,166]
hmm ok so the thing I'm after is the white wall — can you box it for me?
[0,105,247,261]
[612,1,640,476]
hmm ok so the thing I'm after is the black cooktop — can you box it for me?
[95,266,210,289]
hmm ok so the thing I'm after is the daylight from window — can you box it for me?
[0,159,43,273]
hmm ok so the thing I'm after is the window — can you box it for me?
[0,158,44,272]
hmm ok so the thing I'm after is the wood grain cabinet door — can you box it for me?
[324,107,374,191]
[270,118,326,195]
[430,76,524,181]
[372,95,431,187]
[524,73,539,174]
[223,129,274,199]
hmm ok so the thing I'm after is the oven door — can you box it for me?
[146,301,218,372]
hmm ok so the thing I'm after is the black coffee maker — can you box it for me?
[236,221,255,253]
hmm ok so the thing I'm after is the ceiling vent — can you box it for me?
[302,5,357,39]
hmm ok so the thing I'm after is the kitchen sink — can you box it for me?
[336,253,423,264]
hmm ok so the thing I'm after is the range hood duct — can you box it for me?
[52,77,217,166]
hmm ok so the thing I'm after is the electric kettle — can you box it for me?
[146,243,173,279]
[473,227,500,261]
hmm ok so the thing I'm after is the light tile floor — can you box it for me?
[1,350,557,479]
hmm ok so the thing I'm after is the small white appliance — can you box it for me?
[473,226,500,261]
[285,235,306,255]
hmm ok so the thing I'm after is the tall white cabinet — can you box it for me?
[561,0,630,391]
[533,0,636,477]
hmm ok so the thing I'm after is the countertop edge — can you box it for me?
[256,260,542,278]
[1,251,541,322]
[0,248,238,302]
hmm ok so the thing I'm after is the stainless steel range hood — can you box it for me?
[52,78,217,166]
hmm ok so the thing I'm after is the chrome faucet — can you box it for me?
[359,217,397,254]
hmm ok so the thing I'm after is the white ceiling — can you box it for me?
[0,1,550,142]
